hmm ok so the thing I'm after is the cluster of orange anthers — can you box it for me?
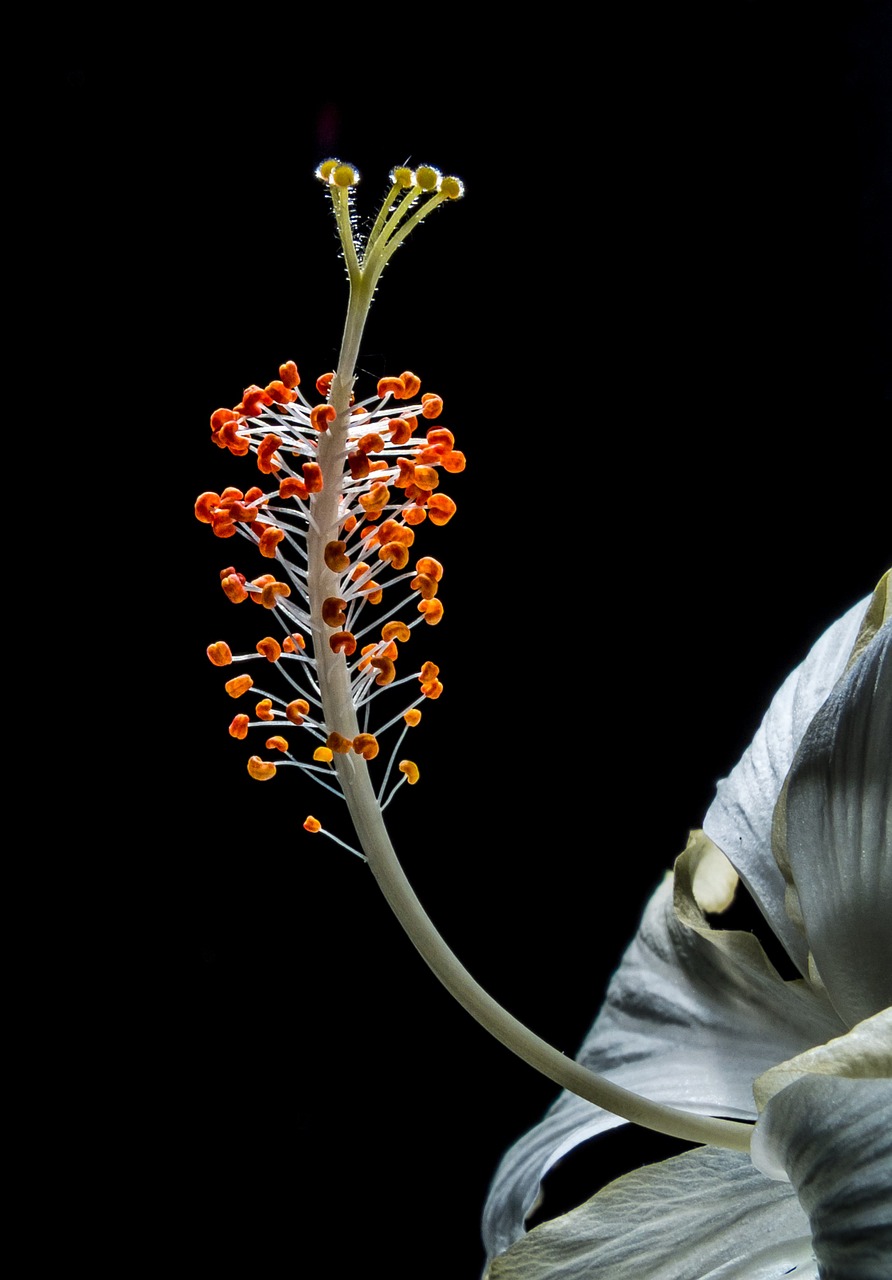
[196,361,464,833]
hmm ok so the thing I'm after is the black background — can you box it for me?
[57,6,889,1275]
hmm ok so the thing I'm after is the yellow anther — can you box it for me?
[313,747,333,763]
[247,756,277,781]
[399,760,420,785]
[304,815,322,833]
[415,166,440,192]
[404,709,422,727]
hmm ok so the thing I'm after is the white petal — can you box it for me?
[752,1074,892,1278]
[703,593,872,975]
[485,1147,815,1280]
[774,619,891,1026]
[482,834,843,1260]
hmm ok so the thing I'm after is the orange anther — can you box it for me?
[316,372,334,397]
[358,432,385,455]
[260,581,291,608]
[370,657,396,686]
[324,541,350,572]
[228,501,259,523]
[326,732,353,755]
[279,360,300,389]
[412,465,439,491]
[255,699,274,721]
[382,621,411,643]
[312,748,333,764]
[378,541,410,570]
[426,427,455,450]
[359,483,391,512]
[206,641,233,667]
[415,556,444,581]
[245,486,265,504]
[265,380,297,405]
[265,735,289,752]
[221,572,249,604]
[403,505,427,526]
[343,515,358,534]
[398,371,422,399]
[211,515,237,539]
[285,699,310,725]
[348,450,371,481]
[229,713,249,739]
[240,386,274,416]
[427,495,456,526]
[442,450,466,473]
[247,756,277,781]
[259,527,286,558]
[282,634,306,652]
[419,661,440,683]
[210,408,239,432]
[329,630,357,656]
[303,815,322,832]
[404,709,422,727]
[256,637,282,662]
[322,597,347,628]
[225,674,254,698]
[394,458,416,488]
[351,561,371,581]
[310,404,337,432]
[386,418,413,446]
[411,572,438,600]
[353,733,380,760]
[279,475,309,501]
[421,679,443,699]
[418,599,444,625]
[302,462,323,492]
[248,573,276,602]
[257,434,283,474]
[420,393,443,419]
[377,375,405,398]
[377,520,414,546]
[194,491,221,524]
[399,760,420,785]
[359,579,383,604]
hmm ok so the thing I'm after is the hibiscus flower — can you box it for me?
[483,571,891,1279]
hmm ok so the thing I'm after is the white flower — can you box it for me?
[483,572,891,1279]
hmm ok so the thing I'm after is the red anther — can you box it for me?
[403,505,427,527]
[310,404,337,432]
[411,572,438,600]
[419,661,440,683]
[221,572,249,603]
[322,597,348,628]
[255,699,274,721]
[386,419,413,446]
[248,756,277,781]
[358,432,385,455]
[225,674,254,697]
[421,393,443,419]
[382,621,411,643]
[415,556,444,582]
[353,733,380,760]
[265,380,297,405]
[259,527,286,558]
[394,458,416,488]
[398,371,421,399]
[427,494,457,526]
[370,657,396,685]
[426,427,455,450]
[282,634,306,652]
[399,760,420,785]
[421,679,443,699]
[279,475,309,501]
[194,491,221,524]
[302,462,323,492]
[304,815,322,832]
[315,372,334,397]
[326,731,353,755]
[324,541,350,572]
[377,375,405,398]
[285,699,310,725]
[279,360,300,389]
[210,408,240,432]
[229,714,249,740]
[256,637,282,662]
[378,541,410,570]
[348,450,371,481]
[260,580,291,608]
[418,599,444,625]
[239,385,274,416]
[412,465,439,491]
[359,483,391,512]
[228,501,259,524]
[257,434,283,474]
[442,450,466,473]
[265,735,289,752]
[329,630,357,656]
[207,641,233,667]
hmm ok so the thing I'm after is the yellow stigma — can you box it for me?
[316,158,359,188]
[391,166,414,188]
[440,176,464,200]
[414,165,440,192]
